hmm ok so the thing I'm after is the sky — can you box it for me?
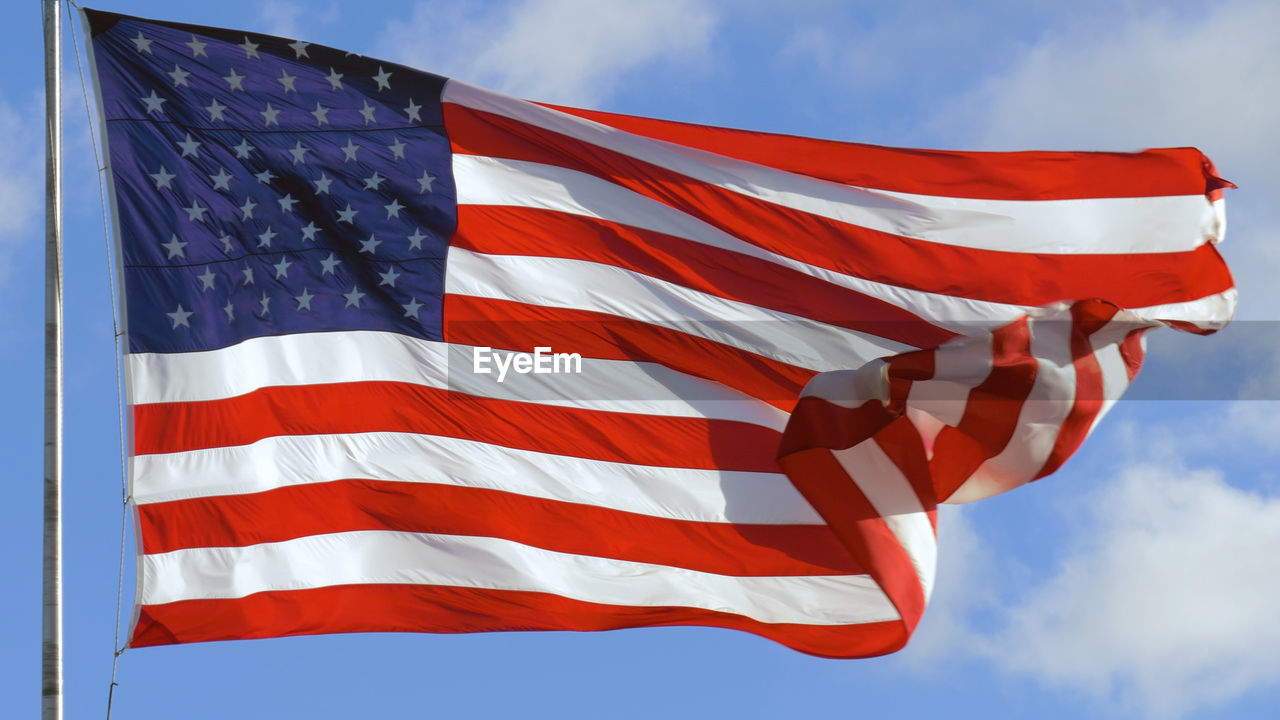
[1,0,1278,717]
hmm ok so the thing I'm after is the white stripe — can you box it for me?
[453,154,1235,331]
[1085,314,1152,439]
[944,311,1079,504]
[1087,341,1129,440]
[126,331,788,430]
[446,246,912,371]
[832,441,938,601]
[1128,288,1237,329]
[132,431,822,524]
[140,530,899,626]
[445,80,1217,255]
[797,359,889,408]
[453,153,1026,330]
[907,332,995,429]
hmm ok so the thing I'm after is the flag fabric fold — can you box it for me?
[779,300,1162,645]
[82,8,1235,658]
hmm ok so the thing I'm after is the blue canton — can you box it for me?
[86,10,454,354]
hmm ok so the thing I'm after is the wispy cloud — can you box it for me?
[991,460,1280,717]
[256,0,340,43]
[375,0,719,106]
[931,1,1280,170]
[0,94,44,287]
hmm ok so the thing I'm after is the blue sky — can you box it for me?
[2,1,1278,717]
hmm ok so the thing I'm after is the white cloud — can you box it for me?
[256,0,339,42]
[0,95,43,286]
[934,1,1280,169]
[376,0,718,106]
[258,1,306,40]
[984,462,1280,717]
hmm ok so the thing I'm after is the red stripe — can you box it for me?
[131,584,906,659]
[446,104,1233,308]
[133,381,782,473]
[444,294,815,408]
[777,424,932,646]
[926,318,1037,500]
[138,480,862,576]
[1036,302,1114,479]
[539,102,1226,201]
[1120,328,1148,381]
[453,204,954,349]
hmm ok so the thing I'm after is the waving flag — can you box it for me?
[83,9,1234,658]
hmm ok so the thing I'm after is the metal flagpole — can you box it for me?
[42,1,64,719]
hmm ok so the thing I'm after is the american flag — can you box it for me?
[84,9,1235,657]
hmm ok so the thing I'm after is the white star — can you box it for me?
[240,36,260,59]
[223,68,245,91]
[295,288,315,311]
[289,40,311,58]
[257,226,277,247]
[259,292,271,315]
[372,66,392,91]
[167,65,191,87]
[278,194,298,213]
[388,138,407,161]
[162,234,188,258]
[313,173,333,194]
[311,103,330,126]
[277,69,298,93]
[177,134,201,158]
[131,32,153,54]
[223,300,235,322]
[233,138,254,158]
[198,268,216,290]
[325,67,344,90]
[404,98,422,123]
[260,103,281,126]
[360,234,381,253]
[406,228,426,251]
[384,198,404,219]
[140,90,166,115]
[359,100,376,125]
[149,166,176,189]
[239,196,258,219]
[417,171,436,193]
[167,304,193,328]
[241,264,255,285]
[337,204,358,223]
[287,141,309,165]
[378,267,401,287]
[344,285,366,308]
[320,253,341,275]
[362,171,385,190]
[255,169,275,185]
[402,297,423,318]
[208,168,233,191]
[218,235,233,253]
[186,34,208,57]
[182,201,208,222]
[273,256,293,278]
[300,222,320,242]
[204,98,227,122]
[340,139,360,162]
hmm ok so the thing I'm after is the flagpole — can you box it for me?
[42,1,64,719]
